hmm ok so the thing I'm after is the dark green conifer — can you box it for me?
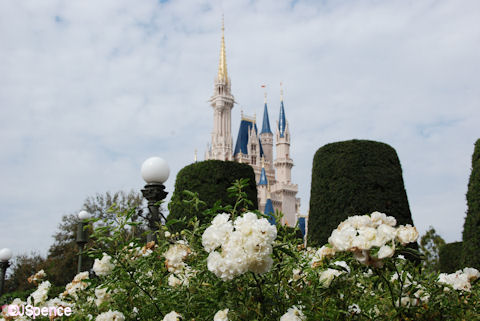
[462,139,480,269]
[308,140,414,246]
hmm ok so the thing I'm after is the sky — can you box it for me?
[1,0,479,257]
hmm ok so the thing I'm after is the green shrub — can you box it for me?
[462,139,480,269]
[308,139,414,246]
[439,241,463,273]
[168,160,258,227]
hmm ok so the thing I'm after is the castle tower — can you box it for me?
[259,93,276,185]
[273,86,298,225]
[274,88,293,183]
[206,19,235,161]
[258,158,268,212]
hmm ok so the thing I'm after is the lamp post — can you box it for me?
[76,210,90,274]
[0,248,13,296]
[141,157,170,242]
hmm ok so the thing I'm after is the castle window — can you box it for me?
[251,156,256,164]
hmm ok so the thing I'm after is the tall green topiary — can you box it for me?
[168,160,258,227]
[462,139,480,269]
[439,242,463,273]
[308,139,414,246]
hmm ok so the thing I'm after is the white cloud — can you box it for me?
[0,0,479,257]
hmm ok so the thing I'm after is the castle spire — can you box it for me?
[258,157,268,185]
[217,16,228,83]
[205,15,234,162]
[278,83,286,138]
[261,89,272,134]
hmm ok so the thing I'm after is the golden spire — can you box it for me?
[261,156,265,168]
[217,15,228,83]
[280,81,284,101]
[194,149,198,162]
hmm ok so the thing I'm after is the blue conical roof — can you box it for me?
[278,100,286,138]
[258,167,268,185]
[264,199,275,225]
[260,103,272,134]
[233,118,265,157]
[298,217,306,238]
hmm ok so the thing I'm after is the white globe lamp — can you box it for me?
[0,247,12,296]
[141,157,170,242]
[0,248,12,262]
[141,157,170,184]
[78,210,91,220]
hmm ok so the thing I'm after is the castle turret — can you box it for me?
[273,86,298,225]
[264,197,276,225]
[260,93,275,184]
[258,158,269,211]
[274,89,293,183]
[206,18,235,161]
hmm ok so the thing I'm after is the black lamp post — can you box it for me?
[0,248,13,296]
[76,210,90,274]
[140,157,170,242]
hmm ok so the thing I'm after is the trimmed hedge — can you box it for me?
[308,139,414,246]
[439,242,463,273]
[168,160,258,227]
[462,139,480,269]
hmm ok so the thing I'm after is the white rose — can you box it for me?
[396,225,419,245]
[163,311,182,321]
[374,224,396,247]
[371,211,397,227]
[95,287,111,307]
[28,281,51,305]
[213,308,229,321]
[377,244,395,259]
[352,234,372,250]
[319,268,343,287]
[333,261,350,273]
[463,267,480,281]
[280,306,306,321]
[93,254,115,276]
[292,268,302,281]
[168,274,182,287]
[95,310,125,321]
[164,243,191,274]
[328,226,356,251]
[202,214,233,252]
[348,304,361,314]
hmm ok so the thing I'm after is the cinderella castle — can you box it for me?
[204,22,306,229]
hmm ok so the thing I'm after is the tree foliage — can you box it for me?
[3,253,45,293]
[47,190,145,286]
[462,139,480,269]
[4,190,145,293]
[419,226,446,272]
[308,139,415,247]
[439,242,463,273]
[168,160,258,228]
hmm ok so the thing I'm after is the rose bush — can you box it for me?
[1,183,479,320]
